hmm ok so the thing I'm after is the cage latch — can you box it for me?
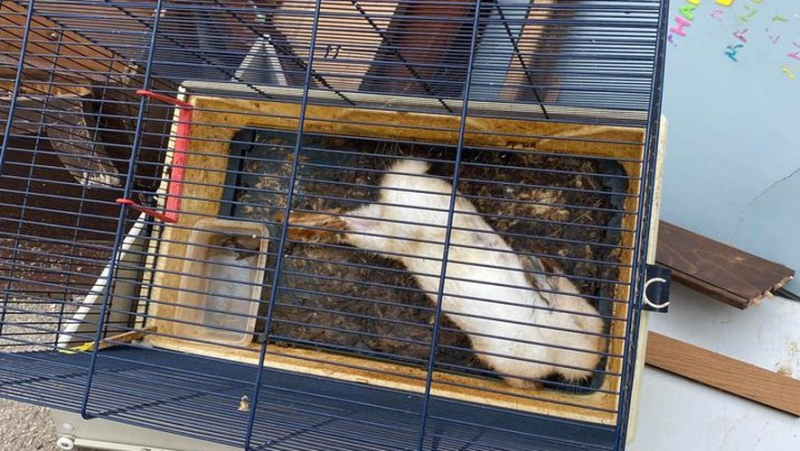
[642,265,671,313]
[116,90,194,224]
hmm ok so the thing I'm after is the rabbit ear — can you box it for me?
[538,256,564,275]
[520,256,555,306]
[546,272,583,299]
[521,256,547,288]
[536,256,582,296]
[524,255,546,273]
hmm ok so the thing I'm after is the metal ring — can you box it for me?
[643,277,669,309]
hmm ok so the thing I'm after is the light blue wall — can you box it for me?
[661,0,800,292]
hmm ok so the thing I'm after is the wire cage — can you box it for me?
[0,1,669,450]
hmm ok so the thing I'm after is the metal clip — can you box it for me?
[642,265,671,313]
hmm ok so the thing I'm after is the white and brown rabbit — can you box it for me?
[283,159,607,388]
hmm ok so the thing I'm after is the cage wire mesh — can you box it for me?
[0,0,668,450]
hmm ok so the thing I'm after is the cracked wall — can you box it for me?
[660,1,800,293]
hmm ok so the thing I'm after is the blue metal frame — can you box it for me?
[79,0,167,420]
[611,0,672,448]
[0,0,37,171]
[415,1,485,448]
[243,1,326,448]
[1,347,619,450]
[0,1,670,449]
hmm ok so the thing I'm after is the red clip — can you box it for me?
[116,90,194,224]
[116,198,177,223]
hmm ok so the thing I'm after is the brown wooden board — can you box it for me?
[646,332,800,417]
[0,138,134,240]
[503,0,566,104]
[272,1,399,90]
[655,221,794,309]
[361,0,482,96]
[0,2,134,85]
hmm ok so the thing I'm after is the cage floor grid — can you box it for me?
[0,348,615,450]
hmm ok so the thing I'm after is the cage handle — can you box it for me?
[116,90,194,223]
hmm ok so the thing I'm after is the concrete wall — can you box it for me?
[661,0,800,292]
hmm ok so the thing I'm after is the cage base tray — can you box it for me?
[0,348,616,450]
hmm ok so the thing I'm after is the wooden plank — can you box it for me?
[272,0,399,90]
[0,2,134,84]
[0,139,133,242]
[0,66,93,96]
[0,94,123,186]
[646,332,800,416]
[360,0,480,95]
[61,326,156,353]
[656,221,795,309]
[503,0,566,104]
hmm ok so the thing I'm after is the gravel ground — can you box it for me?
[0,296,95,451]
[0,398,60,451]
[0,399,96,451]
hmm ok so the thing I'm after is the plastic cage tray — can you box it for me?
[136,84,664,428]
[0,347,618,451]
